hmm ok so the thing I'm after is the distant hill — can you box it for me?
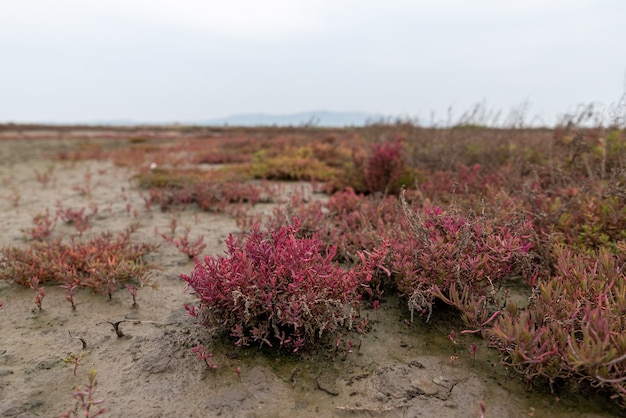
[202,111,386,127]
[17,111,388,128]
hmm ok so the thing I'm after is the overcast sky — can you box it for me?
[1,0,625,125]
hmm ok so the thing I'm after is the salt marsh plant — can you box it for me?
[181,219,387,352]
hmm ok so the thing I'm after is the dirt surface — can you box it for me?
[0,138,622,417]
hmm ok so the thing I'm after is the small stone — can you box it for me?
[315,376,339,396]
[411,378,439,396]
[433,375,455,389]
[0,369,14,377]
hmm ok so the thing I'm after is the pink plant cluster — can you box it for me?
[256,165,626,403]
[21,204,97,240]
[489,246,626,403]
[17,125,622,406]
[191,343,218,369]
[364,137,408,194]
[22,209,57,240]
[326,137,410,195]
[60,369,106,418]
[0,232,156,302]
[56,204,97,236]
[181,219,387,352]
[146,180,272,213]
[265,187,534,322]
[392,195,535,323]
[157,221,207,259]
[266,187,397,264]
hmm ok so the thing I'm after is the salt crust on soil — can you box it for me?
[0,139,617,417]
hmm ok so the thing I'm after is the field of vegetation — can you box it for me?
[0,120,624,417]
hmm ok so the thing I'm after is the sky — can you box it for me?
[1,0,625,126]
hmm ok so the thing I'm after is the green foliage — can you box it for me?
[250,146,337,181]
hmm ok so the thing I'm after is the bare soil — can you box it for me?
[0,137,621,417]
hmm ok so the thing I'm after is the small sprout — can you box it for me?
[35,287,46,311]
[160,225,206,259]
[62,282,79,310]
[30,279,46,311]
[62,352,84,376]
[342,339,355,361]
[335,333,343,353]
[235,366,242,382]
[56,204,94,236]
[448,330,458,353]
[126,284,138,308]
[191,343,218,369]
[372,299,380,320]
[60,368,106,418]
[35,168,53,187]
[354,318,370,334]
[168,218,178,235]
[469,342,479,366]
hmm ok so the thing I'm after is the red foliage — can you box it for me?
[21,209,57,241]
[56,204,97,236]
[265,188,397,264]
[159,225,207,259]
[146,181,272,213]
[489,246,626,403]
[181,220,387,352]
[391,191,535,323]
[0,232,157,300]
[364,138,408,194]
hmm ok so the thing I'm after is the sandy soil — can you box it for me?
[0,138,621,417]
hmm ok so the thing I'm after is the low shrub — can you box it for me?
[364,138,409,194]
[145,180,272,213]
[489,245,626,406]
[249,146,337,181]
[327,138,412,195]
[136,167,276,213]
[391,190,535,324]
[134,168,203,189]
[0,231,157,300]
[181,220,387,352]
[531,183,626,255]
[266,188,401,264]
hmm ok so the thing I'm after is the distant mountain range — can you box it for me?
[202,111,386,127]
[30,111,388,128]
